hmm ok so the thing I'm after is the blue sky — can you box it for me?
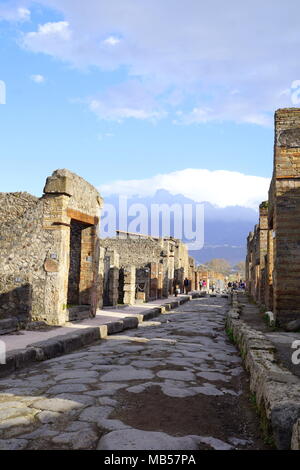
[0,0,299,207]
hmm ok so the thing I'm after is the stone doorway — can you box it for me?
[67,219,92,307]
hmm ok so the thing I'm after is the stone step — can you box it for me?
[0,318,18,335]
[67,306,91,322]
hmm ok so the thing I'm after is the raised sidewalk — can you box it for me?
[226,291,300,450]
[0,293,201,378]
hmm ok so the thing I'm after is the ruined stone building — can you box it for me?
[100,233,192,307]
[246,108,300,326]
[0,169,201,328]
[0,169,103,326]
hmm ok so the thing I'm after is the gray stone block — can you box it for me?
[107,321,124,335]
[271,403,300,450]
[0,318,18,335]
[286,319,300,332]
[122,317,138,330]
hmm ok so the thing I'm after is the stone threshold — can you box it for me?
[0,293,202,379]
[226,292,300,450]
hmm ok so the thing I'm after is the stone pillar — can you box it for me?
[108,267,119,306]
[157,263,164,298]
[265,228,274,311]
[149,262,158,300]
[103,249,120,307]
[79,226,96,305]
[272,108,300,325]
[258,203,268,304]
[123,266,136,305]
[43,194,71,325]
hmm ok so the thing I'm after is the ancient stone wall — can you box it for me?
[100,238,163,268]
[246,108,300,325]
[0,197,55,322]
[0,192,38,223]
[0,169,103,325]
[271,109,300,324]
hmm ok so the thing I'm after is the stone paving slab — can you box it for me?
[0,296,266,450]
[0,295,197,379]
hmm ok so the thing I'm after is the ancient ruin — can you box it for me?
[0,169,103,326]
[246,108,300,327]
[0,169,209,329]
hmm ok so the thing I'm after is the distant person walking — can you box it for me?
[211,282,216,293]
[174,284,180,297]
[184,278,190,294]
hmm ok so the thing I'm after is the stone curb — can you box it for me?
[0,293,200,379]
[226,292,300,450]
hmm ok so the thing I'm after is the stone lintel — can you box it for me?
[67,208,99,226]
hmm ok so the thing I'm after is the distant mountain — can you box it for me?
[101,190,258,265]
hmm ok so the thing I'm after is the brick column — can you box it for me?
[42,194,71,325]
[272,108,300,324]
[123,266,136,305]
[149,262,158,300]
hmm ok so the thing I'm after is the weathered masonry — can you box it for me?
[0,169,203,328]
[0,169,103,325]
[246,108,300,326]
[100,233,192,306]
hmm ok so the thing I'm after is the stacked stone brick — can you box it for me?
[246,108,300,326]
[0,169,204,326]
[0,169,103,325]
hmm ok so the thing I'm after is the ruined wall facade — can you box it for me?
[246,108,300,326]
[0,197,55,322]
[271,109,300,324]
[0,169,103,325]
[100,238,163,268]
[101,236,195,303]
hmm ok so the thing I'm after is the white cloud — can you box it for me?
[30,74,45,83]
[103,36,121,46]
[17,7,30,20]
[88,79,167,122]
[0,4,30,22]
[19,1,300,124]
[100,168,270,210]
[23,21,71,56]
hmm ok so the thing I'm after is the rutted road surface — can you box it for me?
[0,297,267,450]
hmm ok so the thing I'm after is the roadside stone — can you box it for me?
[0,415,37,438]
[271,403,300,450]
[286,319,300,332]
[54,370,98,381]
[47,384,88,394]
[18,426,58,439]
[79,406,113,423]
[97,429,202,450]
[196,371,230,382]
[0,407,35,421]
[100,366,154,382]
[32,398,84,413]
[291,418,300,450]
[52,430,98,449]
[0,438,28,450]
[157,370,195,381]
[0,401,28,409]
[97,418,132,432]
[55,394,95,407]
[37,411,61,424]
[98,397,118,406]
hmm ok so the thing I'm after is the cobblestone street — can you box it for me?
[0,297,267,450]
